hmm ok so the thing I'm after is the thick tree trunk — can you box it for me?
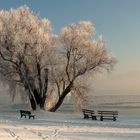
[29,93,47,110]
[33,89,40,104]
[48,83,73,112]
[40,95,47,109]
[40,68,48,109]
[28,88,46,110]
[29,94,37,110]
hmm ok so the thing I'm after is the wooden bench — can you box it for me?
[98,111,118,121]
[20,110,35,119]
[82,109,97,120]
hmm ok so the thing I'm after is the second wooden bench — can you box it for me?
[98,111,118,121]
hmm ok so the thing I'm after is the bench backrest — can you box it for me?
[82,109,95,114]
[98,111,118,115]
[20,110,31,115]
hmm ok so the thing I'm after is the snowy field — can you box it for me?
[0,107,140,140]
[1,90,140,140]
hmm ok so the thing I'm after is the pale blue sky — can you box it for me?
[0,0,140,92]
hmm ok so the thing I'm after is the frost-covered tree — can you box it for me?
[0,6,116,112]
[47,21,116,112]
[0,6,53,110]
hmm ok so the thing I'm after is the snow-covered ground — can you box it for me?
[1,90,140,140]
[0,106,140,140]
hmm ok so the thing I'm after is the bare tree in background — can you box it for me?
[0,6,116,112]
[0,6,53,110]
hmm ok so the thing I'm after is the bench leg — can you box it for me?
[21,114,26,118]
[92,116,97,120]
[100,116,103,121]
[87,115,89,119]
[84,114,89,119]
[113,117,116,121]
[84,114,86,119]
[29,116,35,119]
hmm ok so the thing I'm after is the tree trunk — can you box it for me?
[48,83,73,112]
[33,89,40,105]
[29,94,47,110]
[26,67,48,110]
[28,88,47,110]
[40,95,47,109]
[40,68,48,109]
[29,94,37,110]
